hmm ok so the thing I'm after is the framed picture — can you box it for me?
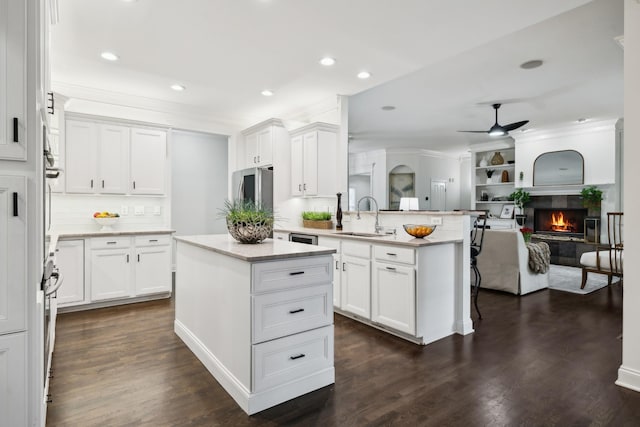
[388,173,415,210]
[500,204,515,219]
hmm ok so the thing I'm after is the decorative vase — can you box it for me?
[501,170,509,183]
[486,177,493,184]
[336,192,343,230]
[226,218,273,244]
[479,156,488,168]
[490,151,504,165]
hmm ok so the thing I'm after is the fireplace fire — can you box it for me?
[534,208,587,237]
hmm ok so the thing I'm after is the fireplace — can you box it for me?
[534,208,588,238]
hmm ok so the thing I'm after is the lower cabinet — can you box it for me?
[340,241,371,319]
[0,332,27,426]
[57,233,172,309]
[371,261,416,335]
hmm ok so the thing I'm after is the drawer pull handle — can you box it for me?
[12,192,18,217]
[13,118,19,142]
[342,262,346,272]
[289,271,304,276]
[335,260,339,270]
[289,354,306,360]
[289,308,304,314]
[149,239,158,242]
[386,253,397,256]
[126,254,129,263]
[107,241,117,244]
[386,266,397,271]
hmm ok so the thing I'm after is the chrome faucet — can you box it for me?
[356,196,382,233]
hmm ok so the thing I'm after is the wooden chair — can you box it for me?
[579,212,623,289]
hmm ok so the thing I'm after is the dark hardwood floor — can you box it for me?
[48,284,640,426]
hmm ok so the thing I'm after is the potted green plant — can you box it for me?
[509,189,531,225]
[302,211,333,229]
[580,185,603,216]
[486,169,495,184]
[220,199,274,243]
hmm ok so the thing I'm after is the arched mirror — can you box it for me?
[388,165,415,210]
[533,150,584,186]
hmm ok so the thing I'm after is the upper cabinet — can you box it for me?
[65,118,166,195]
[290,122,339,197]
[241,119,284,168]
[130,128,166,195]
[0,0,26,161]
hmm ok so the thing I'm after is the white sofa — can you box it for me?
[476,229,549,295]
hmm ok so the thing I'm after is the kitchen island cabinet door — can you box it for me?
[65,120,98,193]
[135,244,171,296]
[372,262,416,335]
[90,247,133,301]
[130,128,166,195]
[340,254,371,319]
[55,240,85,306]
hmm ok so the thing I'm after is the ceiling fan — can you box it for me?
[458,103,529,136]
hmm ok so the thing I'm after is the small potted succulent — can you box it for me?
[221,199,274,244]
[302,211,333,229]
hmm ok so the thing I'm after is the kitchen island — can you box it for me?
[173,234,336,415]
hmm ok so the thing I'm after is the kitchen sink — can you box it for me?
[332,231,390,237]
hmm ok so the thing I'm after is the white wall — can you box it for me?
[171,130,228,236]
[617,0,640,393]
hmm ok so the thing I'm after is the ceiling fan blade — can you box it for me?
[502,120,529,132]
[457,130,489,133]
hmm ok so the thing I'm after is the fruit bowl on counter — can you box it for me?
[403,224,437,238]
[93,211,120,231]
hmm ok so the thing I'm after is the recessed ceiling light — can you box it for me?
[357,71,371,79]
[520,59,543,70]
[319,57,336,66]
[381,105,396,111]
[100,51,119,61]
[577,118,588,123]
[261,90,274,97]
[170,84,185,91]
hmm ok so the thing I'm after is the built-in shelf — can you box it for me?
[476,182,514,187]
[475,164,515,171]
[475,200,512,204]
[471,146,516,217]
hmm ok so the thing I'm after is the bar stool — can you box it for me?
[470,214,487,319]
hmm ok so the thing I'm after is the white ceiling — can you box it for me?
[51,0,621,154]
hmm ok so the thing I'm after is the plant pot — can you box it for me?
[226,218,273,244]
[303,219,334,229]
[515,214,527,226]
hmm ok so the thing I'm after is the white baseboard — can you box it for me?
[616,365,640,392]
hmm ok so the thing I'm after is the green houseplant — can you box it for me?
[580,185,603,215]
[221,199,274,243]
[302,211,333,229]
[509,189,531,225]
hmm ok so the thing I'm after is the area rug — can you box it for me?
[548,264,619,295]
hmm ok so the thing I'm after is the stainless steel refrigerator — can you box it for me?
[231,167,274,212]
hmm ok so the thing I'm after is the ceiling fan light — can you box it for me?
[489,126,506,136]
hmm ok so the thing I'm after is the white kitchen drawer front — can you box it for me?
[374,244,415,265]
[252,325,333,392]
[341,240,370,259]
[91,236,131,250]
[252,284,332,344]
[134,234,171,247]
[252,256,332,293]
[317,236,340,252]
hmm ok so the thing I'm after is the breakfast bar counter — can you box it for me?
[174,234,336,415]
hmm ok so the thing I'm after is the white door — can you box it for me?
[430,179,447,211]
[0,332,27,426]
[135,245,172,295]
[130,128,166,195]
[371,262,416,335]
[0,175,26,334]
[290,135,304,196]
[55,240,85,305]
[302,132,318,195]
[98,124,129,194]
[340,255,371,319]
[91,249,132,301]
[65,120,98,193]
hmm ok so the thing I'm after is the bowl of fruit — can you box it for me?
[93,211,120,231]
[403,224,437,239]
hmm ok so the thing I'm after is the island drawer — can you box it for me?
[252,325,334,392]
[91,236,131,250]
[252,256,332,293]
[252,284,332,344]
[373,245,415,265]
[134,235,171,247]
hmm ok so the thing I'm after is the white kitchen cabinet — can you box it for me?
[340,241,371,319]
[55,240,85,305]
[65,120,130,194]
[0,332,27,426]
[130,127,167,195]
[0,175,26,335]
[134,235,172,296]
[0,0,26,161]
[90,237,133,301]
[318,236,342,308]
[239,119,287,169]
[372,255,416,335]
[290,123,339,197]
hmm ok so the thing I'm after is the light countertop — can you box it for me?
[174,234,336,262]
